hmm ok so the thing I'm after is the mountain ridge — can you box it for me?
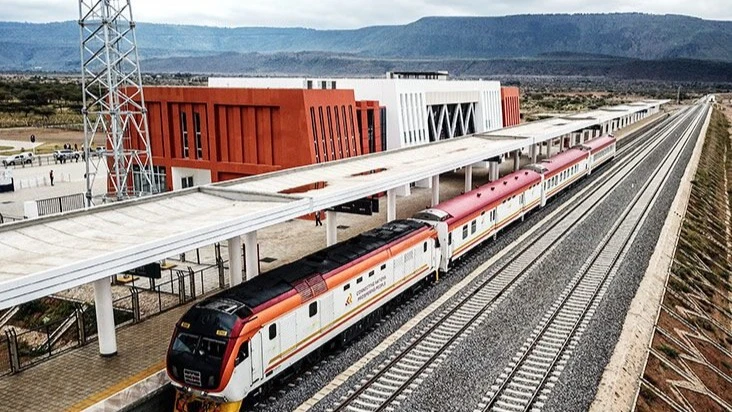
[1,13,731,72]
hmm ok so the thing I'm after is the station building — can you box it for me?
[501,86,521,127]
[209,72,512,150]
[133,87,384,191]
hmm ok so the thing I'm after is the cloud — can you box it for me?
[0,0,729,28]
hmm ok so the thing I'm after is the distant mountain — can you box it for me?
[140,52,732,83]
[0,13,731,72]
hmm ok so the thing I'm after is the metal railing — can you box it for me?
[0,249,226,375]
[0,213,24,225]
[36,193,86,217]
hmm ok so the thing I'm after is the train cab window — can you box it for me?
[200,338,226,359]
[357,277,363,284]
[343,283,350,291]
[309,302,318,318]
[369,270,375,277]
[235,341,249,365]
[471,221,477,234]
[172,332,199,354]
[462,225,468,239]
[269,324,277,340]
[423,242,428,252]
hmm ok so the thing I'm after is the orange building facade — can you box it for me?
[134,87,374,191]
[501,86,521,127]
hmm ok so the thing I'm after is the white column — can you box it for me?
[387,188,397,221]
[326,210,337,246]
[227,236,243,286]
[489,161,500,181]
[396,184,410,197]
[513,150,520,171]
[243,231,259,280]
[415,178,431,189]
[93,277,117,357]
[464,165,473,192]
[431,175,440,206]
[530,144,538,163]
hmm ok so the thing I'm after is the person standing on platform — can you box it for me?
[49,170,54,186]
[315,210,323,226]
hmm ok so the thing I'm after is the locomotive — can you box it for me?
[167,135,616,411]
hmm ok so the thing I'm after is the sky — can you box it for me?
[2,0,730,28]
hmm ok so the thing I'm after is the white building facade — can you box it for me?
[208,76,504,151]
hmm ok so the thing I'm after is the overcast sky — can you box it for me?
[2,0,730,28]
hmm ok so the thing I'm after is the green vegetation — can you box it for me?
[13,298,78,329]
[0,77,82,128]
[659,344,680,359]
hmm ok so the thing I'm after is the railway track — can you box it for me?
[476,103,709,412]
[329,104,707,412]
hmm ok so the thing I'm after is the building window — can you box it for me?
[180,111,189,158]
[367,109,375,154]
[319,107,328,162]
[310,107,320,163]
[327,106,336,159]
[309,302,318,317]
[181,176,193,189]
[193,112,203,159]
[335,108,347,157]
[380,107,387,151]
[348,106,357,153]
[132,165,167,194]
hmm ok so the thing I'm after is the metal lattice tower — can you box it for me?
[79,0,155,204]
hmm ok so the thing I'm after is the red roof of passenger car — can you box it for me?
[539,148,588,175]
[581,135,616,152]
[434,169,542,225]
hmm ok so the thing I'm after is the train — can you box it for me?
[167,135,616,412]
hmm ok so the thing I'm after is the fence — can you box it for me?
[0,213,23,225]
[36,193,86,217]
[0,252,225,376]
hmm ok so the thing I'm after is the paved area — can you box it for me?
[0,117,662,412]
[0,303,191,411]
[0,160,107,217]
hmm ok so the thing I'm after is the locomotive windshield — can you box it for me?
[172,332,227,360]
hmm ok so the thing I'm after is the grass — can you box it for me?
[659,344,680,359]
[0,141,65,156]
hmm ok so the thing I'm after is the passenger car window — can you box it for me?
[471,221,477,234]
[269,324,277,340]
[462,225,468,239]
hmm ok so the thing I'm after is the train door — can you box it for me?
[280,313,296,364]
[250,333,263,384]
[297,300,321,350]
[393,253,405,280]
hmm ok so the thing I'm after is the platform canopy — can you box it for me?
[482,100,668,143]
[0,100,668,308]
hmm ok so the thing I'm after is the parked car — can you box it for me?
[2,152,33,166]
[53,149,80,162]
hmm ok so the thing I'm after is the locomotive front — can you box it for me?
[167,299,255,412]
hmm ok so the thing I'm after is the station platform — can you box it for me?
[0,112,666,412]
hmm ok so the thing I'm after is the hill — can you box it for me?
[0,13,731,72]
